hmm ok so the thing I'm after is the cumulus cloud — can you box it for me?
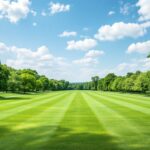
[85,50,104,58]
[95,22,150,41]
[108,11,115,16]
[67,38,97,51]
[49,2,70,15]
[136,0,150,21]
[0,42,9,52]
[127,40,150,54]
[0,42,71,80]
[73,50,104,65]
[115,58,150,74]
[59,31,77,37]
[0,0,31,23]
[101,58,150,77]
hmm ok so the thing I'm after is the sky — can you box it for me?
[0,0,150,82]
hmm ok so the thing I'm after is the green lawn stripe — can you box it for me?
[57,91,106,133]
[88,91,150,135]
[1,92,71,126]
[0,91,64,112]
[0,93,75,150]
[0,92,68,120]
[99,92,150,107]
[82,92,140,136]
[86,91,150,149]
[0,91,62,109]
[92,91,150,115]
[95,92,150,110]
[103,92,150,101]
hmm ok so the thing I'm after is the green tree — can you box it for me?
[8,71,21,92]
[0,64,10,92]
[91,76,99,90]
[103,73,116,91]
[20,73,36,93]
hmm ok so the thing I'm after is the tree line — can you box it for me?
[0,63,150,93]
[70,71,150,93]
[0,63,70,93]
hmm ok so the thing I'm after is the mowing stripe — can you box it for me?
[0,93,76,150]
[0,92,68,120]
[91,91,150,115]
[104,92,150,101]
[87,91,150,135]
[98,92,150,108]
[1,92,72,125]
[82,92,140,136]
[0,91,63,110]
[57,91,106,133]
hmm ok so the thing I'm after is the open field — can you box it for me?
[0,91,150,150]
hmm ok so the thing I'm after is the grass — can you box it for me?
[0,90,150,150]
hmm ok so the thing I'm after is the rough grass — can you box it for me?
[0,91,149,150]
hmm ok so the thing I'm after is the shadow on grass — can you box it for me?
[0,126,149,150]
[0,96,31,101]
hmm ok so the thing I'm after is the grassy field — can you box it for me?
[0,91,150,150]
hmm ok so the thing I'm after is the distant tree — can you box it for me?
[103,73,116,91]
[20,73,36,93]
[8,71,21,92]
[134,72,150,93]
[0,64,10,92]
[91,76,99,90]
[36,79,43,91]
[38,75,49,91]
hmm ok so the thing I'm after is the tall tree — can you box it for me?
[91,76,99,90]
[0,64,10,92]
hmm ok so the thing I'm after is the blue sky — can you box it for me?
[0,0,150,82]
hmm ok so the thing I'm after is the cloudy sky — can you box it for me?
[0,0,150,82]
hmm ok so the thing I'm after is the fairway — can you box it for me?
[0,91,150,150]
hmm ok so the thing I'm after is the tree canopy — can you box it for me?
[0,63,150,93]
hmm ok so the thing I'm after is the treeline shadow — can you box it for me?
[0,125,149,150]
[0,96,31,101]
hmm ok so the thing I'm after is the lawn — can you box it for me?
[0,91,150,150]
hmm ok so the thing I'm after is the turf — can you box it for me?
[0,91,150,150]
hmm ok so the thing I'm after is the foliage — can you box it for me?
[0,63,150,93]
[0,64,70,93]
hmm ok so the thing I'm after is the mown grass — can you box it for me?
[0,91,150,150]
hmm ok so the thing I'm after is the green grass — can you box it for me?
[0,91,150,150]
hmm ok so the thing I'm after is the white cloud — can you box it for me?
[0,42,9,53]
[108,11,115,16]
[41,10,47,16]
[101,58,150,77]
[117,63,138,72]
[59,31,77,37]
[49,2,70,15]
[85,50,104,58]
[95,22,149,41]
[32,22,37,27]
[73,57,98,65]
[67,38,97,51]
[115,58,150,74]
[127,40,150,54]
[136,0,150,21]
[73,50,104,66]
[0,42,71,80]
[0,0,31,23]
